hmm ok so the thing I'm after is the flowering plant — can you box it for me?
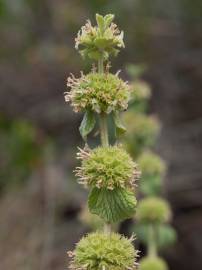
[65,14,139,270]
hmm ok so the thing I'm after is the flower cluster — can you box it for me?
[75,14,124,60]
[136,197,171,224]
[75,145,140,190]
[65,72,130,114]
[139,257,168,270]
[68,232,138,270]
[138,151,166,177]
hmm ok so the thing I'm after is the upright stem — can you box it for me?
[148,224,157,257]
[99,113,109,147]
[98,57,104,73]
[98,55,111,234]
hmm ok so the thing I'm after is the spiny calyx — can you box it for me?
[68,232,138,270]
[65,72,130,114]
[75,145,140,190]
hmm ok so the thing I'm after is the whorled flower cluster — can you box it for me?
[139,257,168,270]
[136,197,171,224]
[65,72,130,114]
[75,14,124,60]
[68,232,138,270]
[75,145,141,190]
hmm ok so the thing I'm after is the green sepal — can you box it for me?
[113,112,126,138]
[88,187,137,223]
[79,110,96,141]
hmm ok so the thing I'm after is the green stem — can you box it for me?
[98,56,104,73]
[98,55,111,234]
[99,113,109,147]
[148,224,157,257]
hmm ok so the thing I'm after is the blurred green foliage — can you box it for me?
[133,224,177,250]
[0,115,45,192]
[123,64,177,255]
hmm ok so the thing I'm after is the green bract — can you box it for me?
[68,232,138,270]
[139,257,168,270]
[75,14,124,60]
[65,72,130,114]
[136,197,171,224]
[75,145,140,190]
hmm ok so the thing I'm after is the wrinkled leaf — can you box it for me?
[79,110,96,141]
[104,14,115,28]
[96,14,105,33]
[88,187,137,223]
[113,112,126,138]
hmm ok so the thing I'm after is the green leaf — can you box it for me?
[96,14,105,33]
[133,224,177,250]
[88,187,137,223]
[104,14,115,28]
[113,112,126,138]
[156,224,177,249]
[79,110,96,141]
[140,175,162,196]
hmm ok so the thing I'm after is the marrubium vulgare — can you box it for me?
[65,13,140,270]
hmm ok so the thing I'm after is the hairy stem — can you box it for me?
[99,113,109,147]
[98,56,111,234]
[98,57,104,73]
[148,224,157,257]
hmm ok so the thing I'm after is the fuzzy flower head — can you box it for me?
[138,151,166,177]
[75,14,124,60]
[75,145,140,190]
[136,197,171,224]
[65,72,130,114]
[139,257,168,270]
[68,232,138,270]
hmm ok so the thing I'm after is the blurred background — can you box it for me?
[0,0,202,269]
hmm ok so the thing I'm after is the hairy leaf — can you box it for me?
[88,187,137,223]
[96,14,105,33]
[79,110,96,141]
[113,112,126,137]
[104,14,115,28]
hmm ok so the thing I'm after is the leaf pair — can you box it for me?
[79,111,126,141]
